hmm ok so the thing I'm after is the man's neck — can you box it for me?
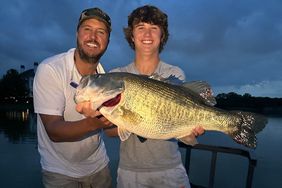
[134,53,160,75]
[74,50,98,76]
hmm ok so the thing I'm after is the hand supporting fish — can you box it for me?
[75,72,267,148]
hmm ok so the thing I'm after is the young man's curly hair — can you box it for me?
[123,5,169,53]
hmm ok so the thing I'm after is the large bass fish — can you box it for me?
[74,72,267,148]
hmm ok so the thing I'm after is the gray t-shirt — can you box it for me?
[110,61,186,172]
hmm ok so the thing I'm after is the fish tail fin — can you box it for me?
[231,111,267,148]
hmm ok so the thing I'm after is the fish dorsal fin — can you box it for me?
[149,73,164,81]
[182,81,217,106]
[118,127,132,141]
[149,74,184,85]
[149,74,216,106]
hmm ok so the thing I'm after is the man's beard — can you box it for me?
[76,40,106,64]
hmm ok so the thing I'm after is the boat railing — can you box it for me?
[178,143,257,188]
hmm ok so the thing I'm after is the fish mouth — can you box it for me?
[102,94,121,107]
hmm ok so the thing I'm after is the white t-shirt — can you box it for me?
[33,48,109,178]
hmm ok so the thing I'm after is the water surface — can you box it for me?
[0,110,281,188]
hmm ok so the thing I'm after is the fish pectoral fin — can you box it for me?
[118,127,132,141]
[178,135,198,146]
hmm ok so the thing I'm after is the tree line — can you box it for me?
[0,69,282,116]
[215,92,282,116]
[0,69,29,104]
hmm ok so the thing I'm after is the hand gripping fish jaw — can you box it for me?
[75,73,124,111]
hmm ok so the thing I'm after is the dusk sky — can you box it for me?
[1,0,282,97]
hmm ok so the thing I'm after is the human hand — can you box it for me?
[76,101,113,128]
[76,101,99,118]
[191,126,205,137]
[182,126,205,145]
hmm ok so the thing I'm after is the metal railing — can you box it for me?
[178,143,257,188]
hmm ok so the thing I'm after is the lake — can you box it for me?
[0,109,281,188]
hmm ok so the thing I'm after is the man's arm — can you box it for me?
[40,113,112,142]
[103,125,118,137]
[76,101,118,137]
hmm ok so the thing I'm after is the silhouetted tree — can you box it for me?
[216,92,282,115]
[243,93,252,98]
[0,69,28,98]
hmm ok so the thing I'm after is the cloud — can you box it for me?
[214,80,282,98]
[0,0,281,98]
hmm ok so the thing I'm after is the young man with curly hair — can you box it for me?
[106,5,204,188]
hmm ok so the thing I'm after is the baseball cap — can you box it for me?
[77,7,111,32]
